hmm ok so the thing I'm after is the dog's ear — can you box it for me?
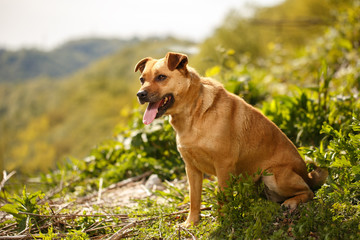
[134,57,151,73]
[166,52,188,71]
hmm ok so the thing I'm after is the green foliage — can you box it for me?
[289,201,360,239]
[63,230,89,240]
[205,49,268,106]
[0,187,44,232]
[303,112,360,205]
[192,0,339,72]
[262,70,358,147]
[38,226,59,240]
[210,174,281,239]
[207,174,360,239]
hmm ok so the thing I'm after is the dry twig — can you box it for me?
[179,225,198,240]
[0,170,16,192]
[107,217,157,240]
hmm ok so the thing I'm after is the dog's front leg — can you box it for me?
[183,164,203,227]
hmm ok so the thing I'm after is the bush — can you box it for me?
[210,173,280,239]
[303,112,360,205]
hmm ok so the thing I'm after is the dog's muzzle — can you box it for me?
[137,90,148,104]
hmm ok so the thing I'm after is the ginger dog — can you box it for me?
[135,52,328,227]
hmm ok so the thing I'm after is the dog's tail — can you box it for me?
[307,161,328,190]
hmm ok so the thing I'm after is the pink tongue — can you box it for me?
[143,100,162,125]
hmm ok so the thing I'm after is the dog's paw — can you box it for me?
[181,220,193,228]
[281,199,298,212]
[181,216,199,228]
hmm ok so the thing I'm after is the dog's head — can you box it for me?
[134,52,190,125]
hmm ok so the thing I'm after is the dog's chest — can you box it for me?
[171,116,231,176]
[176,138,217,175]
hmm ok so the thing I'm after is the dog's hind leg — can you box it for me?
[263,168,314,209]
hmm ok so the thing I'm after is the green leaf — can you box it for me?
[0,204,19,215]
[330,157,351,168]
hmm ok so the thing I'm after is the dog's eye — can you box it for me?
[156,75,167,81]
[140,77,145,84]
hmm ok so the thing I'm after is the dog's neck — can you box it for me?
[169,71,222,134]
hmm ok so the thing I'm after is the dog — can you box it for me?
[135,52,328,227]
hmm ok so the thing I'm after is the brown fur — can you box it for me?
[135,52,328,227]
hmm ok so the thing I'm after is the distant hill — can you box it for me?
[0,37,197,173]
[0,38,139,82]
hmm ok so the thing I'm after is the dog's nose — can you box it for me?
[137,90,148,104]
[137,90,148,99]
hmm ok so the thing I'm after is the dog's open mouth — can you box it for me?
[143,94,174,125]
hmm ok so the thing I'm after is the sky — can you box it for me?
[0,0,283,50]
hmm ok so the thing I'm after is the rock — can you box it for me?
[144,174,163,190]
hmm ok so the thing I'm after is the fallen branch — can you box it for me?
[17,211,129,219]
[0,233,68,240]
[165,206,212,217]
[85,222,127,233]
[0,236,30,240]
[107,171,153,190]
